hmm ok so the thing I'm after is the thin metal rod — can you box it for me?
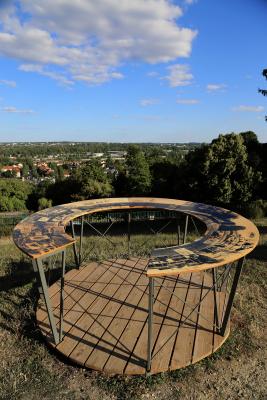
[84,219,117,247]
[79,215,84,267]
[220,258,244,336]
[177,220,180,245]
[127,212,131,259]
[59,250,66,342]
[147,277,154,372]
[151,265,233,358]
[183,215,189,244]
[47,255,52,287]
[212,268,219,331]
[33,258,59,344]
[219,265,233,327]
[71,220,79,268]
[190,216,199,236]
[153,272,225,329]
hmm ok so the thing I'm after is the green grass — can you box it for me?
[0,220,266,400]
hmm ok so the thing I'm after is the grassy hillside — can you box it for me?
[0,221,266,400]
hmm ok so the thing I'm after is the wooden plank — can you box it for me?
[83,258,149,373]
[37,261,116,341]
[69,258,144,368]
[169,271,203,370]
[103,270,168,374]
[191,271,214,363]
[36,260,110,332]
[58,258,140,362]
[124,274,178,375]
[150,273,191,374]
[102,263,151,374]
[54,258,130,356]
[36,262,100,324]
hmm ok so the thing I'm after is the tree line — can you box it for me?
[0,131,266,218]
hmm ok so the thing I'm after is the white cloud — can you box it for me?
[147,71,159,77]
[140,98,160,107]
[0,1,197,85]
[164,64,193,87]
[19,64,74,86]
[0,79,16,87]
[184,0,197,4]
[2,106,34,114]
[232,105,264,113]
[207,83,227,92]
[176,98,199,104]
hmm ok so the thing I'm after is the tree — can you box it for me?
[21,163,29,178]
[203,134,260,204]
[125,145,151,195]
[150,161,180,198]
[0,179,33,211]
[258,68,267,121]
[180,134,260,205]
[55,165,65,181]
[71,159,113,200]
[38,197,52,210]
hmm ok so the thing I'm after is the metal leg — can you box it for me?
[33,258,59,344]
[147,277,154,372]
[212,268,219,332]
[183,215,189,244]
[47,256,52,287]
[59,250,66,341]
[31,259,44,300]
[127,212,131,259]
[79,215,84,267]
[71,220,79,268]
[220,258,244,336]
[177,219,180,245]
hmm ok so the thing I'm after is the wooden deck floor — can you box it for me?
[36,257,230,375]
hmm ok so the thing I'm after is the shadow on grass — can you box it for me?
[0,259,76,293]
[257,225,267,235]
[0,260,34,292]
[247,244,267,262]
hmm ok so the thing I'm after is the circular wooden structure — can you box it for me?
[13,198,259,375]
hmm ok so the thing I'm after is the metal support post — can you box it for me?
[212,268,219,331]
[219,258,244,336]
[147,277,154,372]
[79,215,84,267]
[177,219,180,245]
[31,258,44,300]
[59,250,66,342]
[71,220,79,268]
[33,258,59,344]
[183,215,189,244]
[127,212,131,259]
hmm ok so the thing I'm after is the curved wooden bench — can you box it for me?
[13,197,259,277]
[13,198,259,374]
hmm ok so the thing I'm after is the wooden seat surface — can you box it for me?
[36,257,230,375]
[13,197,259,276]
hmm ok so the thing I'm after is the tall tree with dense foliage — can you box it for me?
[180,133,260,205]
[203,134,258,203]
[125,145,151,195]
[71,159,113,200]
[0,179,33,211]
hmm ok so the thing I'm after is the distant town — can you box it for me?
[0,141,200,184]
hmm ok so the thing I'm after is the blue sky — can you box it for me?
[0,0,266,143]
